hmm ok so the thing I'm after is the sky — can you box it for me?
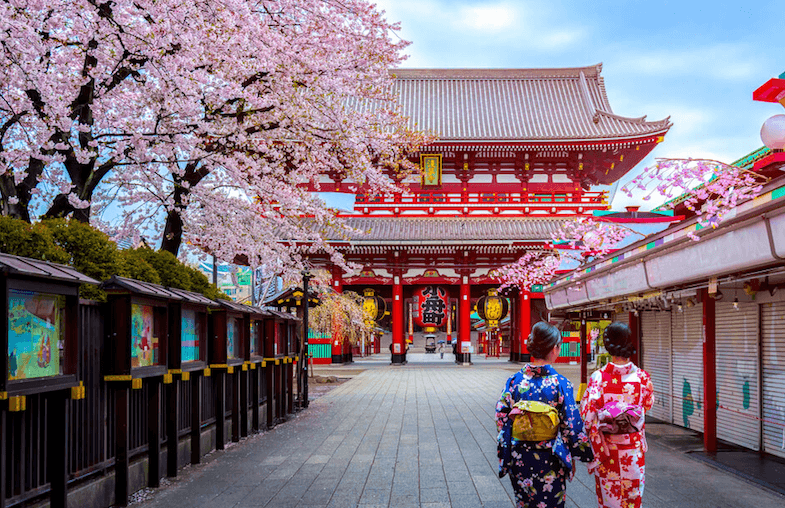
[372,0,785,210]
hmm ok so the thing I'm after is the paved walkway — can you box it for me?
[138,356,785,508]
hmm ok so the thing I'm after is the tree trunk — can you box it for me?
[160,209,183,256]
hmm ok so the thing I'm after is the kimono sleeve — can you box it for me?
[495,375,516,478]
[559,378,594,463]
[639,369,655,412]
[580,370,605,425]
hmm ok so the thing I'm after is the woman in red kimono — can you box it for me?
[580,322,654,508]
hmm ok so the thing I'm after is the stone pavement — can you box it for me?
[138,354,785,508]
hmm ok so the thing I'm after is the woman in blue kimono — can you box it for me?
[496,321,594,507]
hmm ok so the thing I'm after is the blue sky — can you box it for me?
[374,0,785,209]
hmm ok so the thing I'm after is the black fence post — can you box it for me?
[47,391,68,508]
[230,370,240,443]
[265,363,274,429]
[240,368,249,438]
[166,378,179,477]
[148,378,161,488]
[190,373,202,465]
[251,366,260,433]
[114,385,130,507]
[302,272,310,408]
[215,371,225,450]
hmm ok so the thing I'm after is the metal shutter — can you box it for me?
[761,301,785,459]
[671,304,704,432]
[716,301,760,450]
[641,310,672,423]
[614,311,630,327]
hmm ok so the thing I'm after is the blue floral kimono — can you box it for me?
[496,364,594,508]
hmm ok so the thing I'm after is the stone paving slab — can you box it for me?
[138,360,785,508]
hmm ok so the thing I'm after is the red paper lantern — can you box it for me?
[412,285,449,332]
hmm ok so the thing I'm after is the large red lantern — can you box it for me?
[412,285,449,332]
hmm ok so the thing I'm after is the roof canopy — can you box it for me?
[392,65,671,142]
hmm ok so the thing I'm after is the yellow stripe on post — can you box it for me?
[131,378,143,390]
[9,395,26,412]
[181,371,191,381]
[576,383,588,402]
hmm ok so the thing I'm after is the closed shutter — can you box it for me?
[614,311,630,327]
[671,304,704,432]
[716,301,760,450]
[641,310,672,423]
[761,301,785,459]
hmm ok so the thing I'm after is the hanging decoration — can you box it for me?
[412,285,449,333]
[476,288,509,329]
[362,288,386,324]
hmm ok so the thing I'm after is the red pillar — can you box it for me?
[629,311,641,367]
[331,266,343,364]
[518,290,531,362]
[459,272,471,364]
[391,270,405,364]
[702,289,717,452]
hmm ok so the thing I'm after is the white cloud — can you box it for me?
[455,4,520,32]
[616,43,765,82]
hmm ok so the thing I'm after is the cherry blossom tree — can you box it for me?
[496,218,641,289]
[1,0,429,275]
[0,0,212,222]
[297,269,371,345]
[94,0,429,271]
[621,158,768,238]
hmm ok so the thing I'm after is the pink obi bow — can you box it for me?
[597,401,645,435]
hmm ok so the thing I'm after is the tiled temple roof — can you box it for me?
[390,65,671,142]
[336,217,564,243]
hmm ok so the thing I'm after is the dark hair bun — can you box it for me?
[527,321,561,360]
[604,322,636,358]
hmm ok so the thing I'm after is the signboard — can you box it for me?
[420,154,443,187]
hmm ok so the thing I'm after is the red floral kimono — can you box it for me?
[580,362,654,508]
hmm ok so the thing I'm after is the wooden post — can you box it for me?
[702,289,717,453]
[230,371,240,443]
[240,368,249,438]
[215,370,225,450]
[286,362,294,414]
[47,391,68,508]
[579,318,588,401]
[277,364,285,420]
[251,366,260,433]
[166,379,179,477]
[190,373,202,465]
[114,385,130,507]
[147,378,161,488]
[266,363,275,428]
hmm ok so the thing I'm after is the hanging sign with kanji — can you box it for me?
[412,285,449,331]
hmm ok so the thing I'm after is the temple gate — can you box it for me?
[304,65,671,364]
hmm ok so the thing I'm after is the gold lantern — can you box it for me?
[477,288,509,329]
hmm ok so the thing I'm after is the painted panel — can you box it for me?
[716,302,760,451]
[7,289,65,380]
[181,309,201,363]
[227,316,241,360]
[131,303,159,368]
[671,304,704,432]
[761,301,785,459]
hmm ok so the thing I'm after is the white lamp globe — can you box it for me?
[761,114,785,149]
